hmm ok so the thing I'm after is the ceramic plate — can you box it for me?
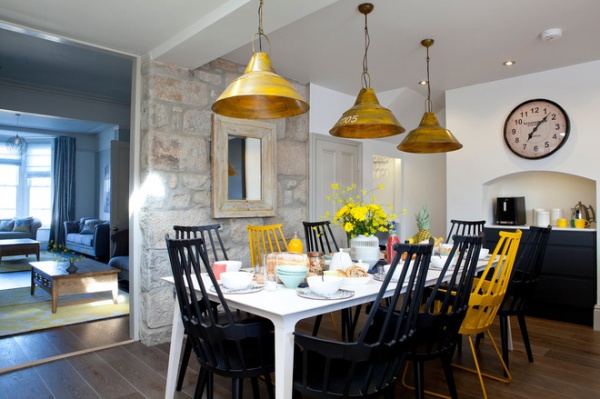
[373,274,400,284]
[296,288,354,300]
[210,283,263,294]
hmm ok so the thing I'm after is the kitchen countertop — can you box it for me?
[488,224,597,232]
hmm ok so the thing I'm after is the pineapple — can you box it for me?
[412,205,431,243]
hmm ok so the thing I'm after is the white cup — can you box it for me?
[536,210,550,227]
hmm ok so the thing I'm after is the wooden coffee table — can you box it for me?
[30,259,120,313]
[0,238,40,262]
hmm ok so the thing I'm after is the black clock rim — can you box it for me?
[503,98,571,160]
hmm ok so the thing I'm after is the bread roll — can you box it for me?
[346,265,368,278]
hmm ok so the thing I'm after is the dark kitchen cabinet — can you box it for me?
[484,227,597,325]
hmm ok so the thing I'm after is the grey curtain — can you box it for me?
[49,136,76,247]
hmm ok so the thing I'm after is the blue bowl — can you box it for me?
[277,272,307,289]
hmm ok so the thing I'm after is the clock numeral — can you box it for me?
[551,113,557,120]
[533,145,539,152]
[554,123,561,130]
[514,137,520,144]
[513,118,523,125]
[544,141,550,148]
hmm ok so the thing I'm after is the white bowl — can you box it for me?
[220,271,253,290]
[307,275,343,296]
[383,262,412,280]
[430,256,446,269]
[341,275,372,287]
[478,248,490,260]
[219,260,243,272]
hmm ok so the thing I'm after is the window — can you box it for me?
[0,141,52,227]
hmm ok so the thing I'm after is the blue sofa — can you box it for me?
[0,217,42,240]
[64,217,110,259]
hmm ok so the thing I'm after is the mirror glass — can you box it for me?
[212,115,276,218]
[228,136,261,200]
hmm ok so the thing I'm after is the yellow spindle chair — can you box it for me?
[453,229,522,399]
[247,224,288,269]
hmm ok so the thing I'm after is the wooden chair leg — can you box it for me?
[499,314,510,371]
[176,337,192,390]
[413,359,425,399]
[441,354,459,399]
[251,377,260,399]
[312,314,323,336]
[517,313,534,362]
[263,373,275,399]
[232,378,243,399]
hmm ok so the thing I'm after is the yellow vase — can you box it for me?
[289,232,303,253]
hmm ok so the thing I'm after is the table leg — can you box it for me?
[52,287,58,313]
[165,295,184,399]
[112,285,119,304]
[273,318,300,399]
[30,270,35,295]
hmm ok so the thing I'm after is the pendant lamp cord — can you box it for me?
[361,10,371,89]
[257,0,264,52]
[425,44,433,113]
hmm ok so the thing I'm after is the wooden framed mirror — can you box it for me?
[211,115,276,218]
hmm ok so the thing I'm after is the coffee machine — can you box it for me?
[495,197,526,225]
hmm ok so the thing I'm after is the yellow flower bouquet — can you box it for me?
[324,183,396,239]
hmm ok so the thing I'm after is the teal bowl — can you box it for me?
[276,265,309,275]
[277,271,308,289]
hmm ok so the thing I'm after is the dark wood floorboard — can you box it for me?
[1,314,600,398]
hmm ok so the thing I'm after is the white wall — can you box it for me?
[309,84,448,241]
[446,60,600,328]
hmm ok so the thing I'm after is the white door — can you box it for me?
[110,141,130,235]
[310,134,362,248]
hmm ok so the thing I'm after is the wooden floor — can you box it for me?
[1,314,599,398]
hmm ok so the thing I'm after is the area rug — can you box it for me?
[0,252,55,273]
[0,286,129,337]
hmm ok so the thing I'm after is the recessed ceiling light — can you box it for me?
[503,60,515,66]
[418,80,428,85]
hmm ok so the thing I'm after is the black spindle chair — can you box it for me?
[165,236,275,399]
[445,219,486,244]
[292,241,432,398]
[498,225,552,368]
[302,221,353,339]
[402,234,484,399]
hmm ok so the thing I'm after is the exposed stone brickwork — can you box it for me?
[138,56,309,345]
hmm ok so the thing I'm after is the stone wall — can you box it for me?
[138,56,310,345]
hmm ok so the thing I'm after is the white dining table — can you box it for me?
[162,259,490,399]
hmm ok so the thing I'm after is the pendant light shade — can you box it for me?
[330,88,404,138]
[212,52,309,119]
[397,39,462,153]
[397,112,463,153]
[330,3,404,139]
[5,113,28,155]
[211,0,309,120]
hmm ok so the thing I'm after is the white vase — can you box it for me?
[350,234,379,268]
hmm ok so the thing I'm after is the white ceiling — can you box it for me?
[1,0,600,134]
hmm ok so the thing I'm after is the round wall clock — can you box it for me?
[503,98,570,159]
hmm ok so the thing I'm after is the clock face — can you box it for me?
[503,99,570,159]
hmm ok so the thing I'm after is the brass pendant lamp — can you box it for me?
[211,0,309,120]
[397,39,462,153]
[329,3,405,139]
